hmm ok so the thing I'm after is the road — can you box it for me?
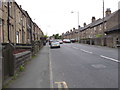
[7,43,118,88]
[50,43,118,88]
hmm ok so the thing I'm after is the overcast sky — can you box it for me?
[15,0,120,36]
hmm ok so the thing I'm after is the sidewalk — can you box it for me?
[7,45,50,88]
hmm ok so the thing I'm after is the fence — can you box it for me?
[1,40,44,88]
[2,43,32,81]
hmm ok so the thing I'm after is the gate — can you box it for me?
[2,43,15,80]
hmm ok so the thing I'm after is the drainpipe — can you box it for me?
[7,1,10,43]
[30,20,32,44]
[21,14,24,44]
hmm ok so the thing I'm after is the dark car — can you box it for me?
[70,39,76,43]
[49,40,53,45]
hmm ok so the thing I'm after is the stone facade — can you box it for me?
[0,0,44,44]
[62,8,120,47]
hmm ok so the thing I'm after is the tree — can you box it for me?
[52,34,61,39]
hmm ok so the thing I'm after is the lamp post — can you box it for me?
[71,11,80,42]
[103,0,105,35]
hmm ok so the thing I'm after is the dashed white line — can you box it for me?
[72,47,79,49]
[80,49,93,54]
[100,55,119,63]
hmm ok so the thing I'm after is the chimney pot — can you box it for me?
[83,23,86,27]
[106,8,111,17]
[19,5,22,8]
[73,28,75,30]
[92,16,96,23]
[78,25,81,29]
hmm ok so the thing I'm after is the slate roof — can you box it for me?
[105,25,120,34]
[80,10,117,31]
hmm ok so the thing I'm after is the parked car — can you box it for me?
[58,40,63,44]
[63,39,71,43]
[50,41,60,48]
[49,40,53,45]
[70,39,76,43]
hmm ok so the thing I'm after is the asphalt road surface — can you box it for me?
[8,43,118,88]
[50,43,118,88]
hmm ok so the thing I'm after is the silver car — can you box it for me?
[50,41,60,48]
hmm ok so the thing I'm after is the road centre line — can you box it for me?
[80,49,93,54]
[72,47,79,49]
[100,55,119,63]
[66,45,119,63]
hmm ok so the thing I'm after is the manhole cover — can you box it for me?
[91,64,106,69]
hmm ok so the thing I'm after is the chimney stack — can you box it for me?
[92,16,96,23]
[20,5,22,8]
[73,28,75,31]
[78,25,81,29]
[83,23,86,27]
[105,8,111,17]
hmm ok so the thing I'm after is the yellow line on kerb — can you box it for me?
[55,81,68,89]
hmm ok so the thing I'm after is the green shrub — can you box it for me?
[96,34,102,38]
[20,65,24,72]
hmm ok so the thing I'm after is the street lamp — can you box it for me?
[71,11,80,42]
[71,11,79,29]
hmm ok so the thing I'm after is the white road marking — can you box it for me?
[49,49,54,88]
[55,82,62,88]
[55,81,68,88]
[72,47,79,49]
[100,55,119,63]
[80,49,93,54]
[62,81,68,88]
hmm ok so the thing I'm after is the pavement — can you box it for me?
[7,44,50,88]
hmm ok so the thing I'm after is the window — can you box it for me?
[23,17,25,27]
[18,12,21,23]
[94,27,96,30]
[22,31,25,43]
[104,23,106,29]
[4,0,7,6]
[99,25,101,30]
[0,19,2,43]
[16,31,19,43]
[9,2,12,17]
